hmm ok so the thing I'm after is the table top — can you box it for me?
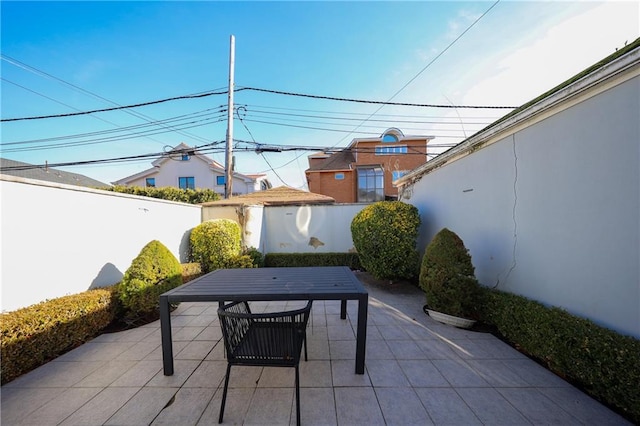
[162,266,368,302]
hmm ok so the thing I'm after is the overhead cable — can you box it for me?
[1,89,228,122]
[238,86,516,109]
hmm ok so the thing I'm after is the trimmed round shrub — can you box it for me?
[419,228,482,319]
[118,240,183,316]
[350,201,421,280]
[190,219,242,272]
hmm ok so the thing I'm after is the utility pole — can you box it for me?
[224,35,235,199]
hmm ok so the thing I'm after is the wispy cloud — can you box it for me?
[73,59,110,85]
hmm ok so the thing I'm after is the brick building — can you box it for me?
[305,128,433,203]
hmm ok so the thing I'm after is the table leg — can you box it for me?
[340,300,347,319]
[355,294,368,374]
[160,295,174,376]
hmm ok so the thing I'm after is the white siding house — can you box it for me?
[396,40,640,338]
[113,143,271,195]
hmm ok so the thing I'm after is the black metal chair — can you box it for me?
[217,300,313,425]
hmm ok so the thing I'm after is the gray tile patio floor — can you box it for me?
[1,277,630,425]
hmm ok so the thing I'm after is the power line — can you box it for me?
[1,107,226,147]
[2,83,515,123]
[239,86,516,110]
[0,138,449,174]
[240,103,503,120]
[242,107,494,126]
[1,89,228,122]
[235,107,296,187]
[241,118,468,138]
[329,0,502,148]
[1,141,226,170]
[1,54,226,148]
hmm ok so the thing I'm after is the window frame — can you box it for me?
[145,177,156,188]
[357,167,384,203]
[375,145,408,155]
[178,176,195,189]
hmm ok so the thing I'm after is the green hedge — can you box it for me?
[1,287,118,384]
[181,262,203,282]
[264,252,361,269]
[105,185,220,204]
[0,263,201,385]
[481,288,640,424]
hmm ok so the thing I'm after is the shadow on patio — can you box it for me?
[1,274,629,425]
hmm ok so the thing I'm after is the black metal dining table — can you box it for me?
[160,266,369,375]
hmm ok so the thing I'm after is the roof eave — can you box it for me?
[396,40,640,188]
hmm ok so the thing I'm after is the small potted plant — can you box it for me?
[419,228,482,328]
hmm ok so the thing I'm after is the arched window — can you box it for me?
[382,133,399,143]
[381,128,404,143]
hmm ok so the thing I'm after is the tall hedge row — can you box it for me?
[481,288,640,424]
[105,185,220,204]
[1,287,117,384]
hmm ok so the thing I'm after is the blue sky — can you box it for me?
[1,1,638,189]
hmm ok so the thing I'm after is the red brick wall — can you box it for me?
[355,139,428,198]
[306,170,356,203]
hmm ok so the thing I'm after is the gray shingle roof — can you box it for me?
[0,158,109,188]
[306,149,355,172]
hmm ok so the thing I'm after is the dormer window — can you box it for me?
[381,127,404,143]
[382,134,399,143]
[181,154,190,161]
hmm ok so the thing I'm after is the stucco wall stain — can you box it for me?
[309,237,325,249]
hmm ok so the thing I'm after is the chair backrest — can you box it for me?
[218,301,312,366]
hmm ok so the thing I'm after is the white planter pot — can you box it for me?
[424,306,476,329]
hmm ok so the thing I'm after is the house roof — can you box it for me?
[0,158,109,188]
[346,129,434,148]
[200,186,335,206]
[306,149,355,172]
[396,37,640,188]
[112,143,256,185]
[306,128,433,173]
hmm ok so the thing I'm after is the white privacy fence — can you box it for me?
[0,176,202,313]
[1,175,368,313]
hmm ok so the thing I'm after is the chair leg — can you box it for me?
[295,365,301,426]
[219,364,232,424]
[303,331,308,362]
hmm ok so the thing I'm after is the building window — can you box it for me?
[335,172,344,180]
[392,170,408,181]
[375,145,407,155]
[181,154,190,161]
[357,167,384,202]
[145,178,156,188]
[216,176,225,186]
[178,177,195,189]
[382,134,399,143]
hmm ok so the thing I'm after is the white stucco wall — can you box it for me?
[201,204,265,251]
[263,204,368,253]
[0,177,202,312]
[401,75,639,338]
